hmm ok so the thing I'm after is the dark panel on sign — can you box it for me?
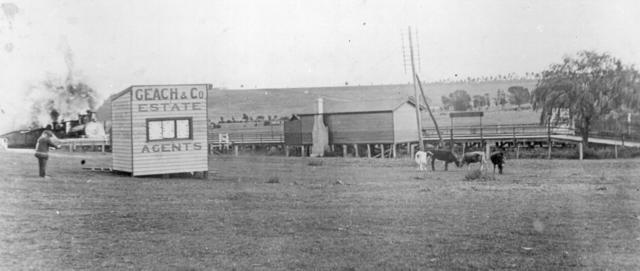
[449,111,484,118]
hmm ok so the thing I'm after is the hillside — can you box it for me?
[208,79,538,121]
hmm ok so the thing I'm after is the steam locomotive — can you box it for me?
[0,110,107,148]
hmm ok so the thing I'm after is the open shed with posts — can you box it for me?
[284,98,424,158]
[111,84,210,176]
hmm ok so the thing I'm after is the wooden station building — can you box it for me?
[284,98,424,158]
[111,84,210,176]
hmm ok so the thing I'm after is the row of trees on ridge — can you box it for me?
[441,86,531,111]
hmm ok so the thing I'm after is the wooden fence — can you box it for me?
[209,132,284,145]
[208,122,573,147]
[423,124,573,140]
[208,122,285,146]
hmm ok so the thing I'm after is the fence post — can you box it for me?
[485,144,490,157]
[342,144,347,157]
[547,121,552,160]
[579,143,583,160]
[516,145,520,159]
[450,128,454,151]
[234,145,239,157]
[614,144,618,159]
[392,144,396,158]
[367,144,371,158]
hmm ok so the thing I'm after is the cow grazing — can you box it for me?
[0,137,7,150]
[490,151,505,175]
[426,150,461,171]
[460,151,487,171]
[415,150,430,171]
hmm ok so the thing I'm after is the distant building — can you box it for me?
[284,97,424,157]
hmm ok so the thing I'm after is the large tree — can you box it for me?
[448,90,472,111]
[507,86,530,109]
[532,51,640,147]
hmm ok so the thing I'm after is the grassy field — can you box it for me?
[1,149,639,270]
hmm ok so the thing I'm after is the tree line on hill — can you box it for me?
[433,72,541,84]
[440,86,531,111]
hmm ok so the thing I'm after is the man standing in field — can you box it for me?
[34,130,60,178]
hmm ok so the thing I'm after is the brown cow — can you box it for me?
[425,150,461,171]
[460,151,487,171]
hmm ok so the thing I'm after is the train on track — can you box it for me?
[0,110,107,148]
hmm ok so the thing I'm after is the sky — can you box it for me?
[1,0,640,132]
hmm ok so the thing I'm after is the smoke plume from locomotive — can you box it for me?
[27,40,99,128]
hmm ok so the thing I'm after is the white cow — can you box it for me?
[415,150,431,171]
[0,137,7,151]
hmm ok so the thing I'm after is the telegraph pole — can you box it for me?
[416,74,443,146]
[408,26,424,152]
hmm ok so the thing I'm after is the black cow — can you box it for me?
[489,151,505,175]
[425,150,461,171]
